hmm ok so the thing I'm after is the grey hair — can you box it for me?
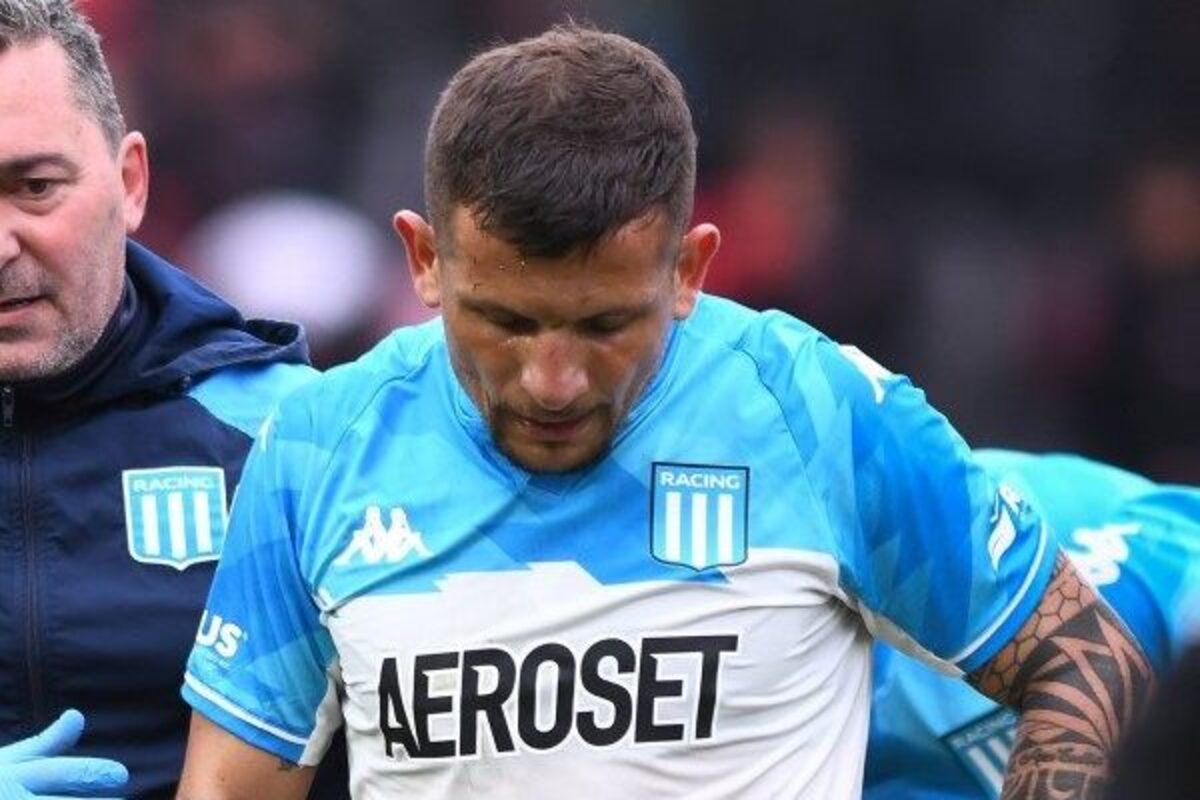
[0,0,125,150]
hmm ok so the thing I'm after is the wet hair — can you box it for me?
[0,0,125,150]
[425,23,696,258]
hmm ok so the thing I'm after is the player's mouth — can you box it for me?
[515,411,592,443]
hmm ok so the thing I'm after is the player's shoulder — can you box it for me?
[683,293,899,414]
[271,319,446,446]
[187,360,319,438]
[1120,484,1200,529]
[683,293,821,353]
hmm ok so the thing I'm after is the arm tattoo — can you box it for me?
[968,553,1154,800]
[277,757,301,772]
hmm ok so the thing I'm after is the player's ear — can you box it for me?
[393,210,441,309]
[672,223,720,320]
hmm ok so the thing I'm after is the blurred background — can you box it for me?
[85,0,1199,482]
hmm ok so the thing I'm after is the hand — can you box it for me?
[0,709,128,799]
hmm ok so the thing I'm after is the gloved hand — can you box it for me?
[0,709,127,799]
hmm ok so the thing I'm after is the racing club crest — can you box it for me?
[650,463,749,570]
[122,466,228,570]
[945,708,1019,798]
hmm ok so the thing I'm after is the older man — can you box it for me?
[0,2,341,797]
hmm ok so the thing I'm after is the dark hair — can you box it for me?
[425,24,696,258]
[0,0,125,151]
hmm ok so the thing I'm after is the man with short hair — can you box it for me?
[0,2,337,797]
[178,25,1152,799]
[866,449,1200,799]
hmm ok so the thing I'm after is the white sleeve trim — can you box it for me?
[947,521,1050,665]
[184,671,309,747]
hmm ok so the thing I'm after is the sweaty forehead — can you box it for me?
[443,207,675,314]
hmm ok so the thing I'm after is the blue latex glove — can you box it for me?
[0,710,127,799]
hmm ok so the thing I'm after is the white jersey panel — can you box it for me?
[332,551,871,799]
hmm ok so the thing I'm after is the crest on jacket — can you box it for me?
[122,466,228,570]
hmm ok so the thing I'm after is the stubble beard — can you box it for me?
[0,252,122,384]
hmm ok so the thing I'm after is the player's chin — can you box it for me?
[500,425,612,474]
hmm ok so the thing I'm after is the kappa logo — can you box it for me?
[334,505,432,567]
[1066,522,1140,587]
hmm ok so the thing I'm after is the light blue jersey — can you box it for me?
[183,296,1054,799]
[865,449,1200,800]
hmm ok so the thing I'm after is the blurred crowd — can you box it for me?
[83,0,1199,482]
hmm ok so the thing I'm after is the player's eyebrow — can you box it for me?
[462,295,656,322]
[459,297,524,316]
[0,153,79,177]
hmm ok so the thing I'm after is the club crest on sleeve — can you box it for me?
[122,466,228,570]
[650,463,749,570]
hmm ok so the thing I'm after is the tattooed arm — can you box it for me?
[968,552,1154,800]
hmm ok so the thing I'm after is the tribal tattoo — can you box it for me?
[969,552,1154,800]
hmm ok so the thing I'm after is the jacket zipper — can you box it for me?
[4,388,42,724]
[2,386,13,427]
[3,388,44,724]
[20,429,43,725]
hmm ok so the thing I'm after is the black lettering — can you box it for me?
[459,648,517,756]
[378,657,422,758]
[413,652,459,758]
[517,643,575,750]
[690,635,738,738]
[636,636,739,742]
[636,638,686,742]
[577,638,635,747]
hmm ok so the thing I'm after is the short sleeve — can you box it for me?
[182,405,341,765]
[797,338,1056,673]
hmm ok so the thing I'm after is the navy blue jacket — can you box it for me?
[0,243,324,797]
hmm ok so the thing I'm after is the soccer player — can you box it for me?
[866,449,1199,800]
[177,25,1151,799]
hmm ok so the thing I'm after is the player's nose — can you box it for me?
[520,331,589,412]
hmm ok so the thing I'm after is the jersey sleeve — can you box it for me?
[182,402,341,765]
[782,332,1056,673]
[1066,489,1200,673]
[976,451,1200,673]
